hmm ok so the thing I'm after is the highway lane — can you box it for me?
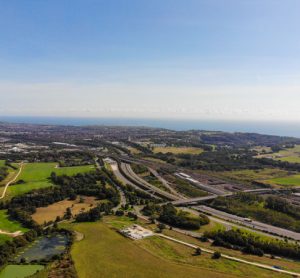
[171,193,232,206]
[106,159,159,199]
[96,158,127,211]
[175,173,229,195]
[179,207,289,240]
[122,163,180,201]
[194,205,300,241]
[148,167,187,199]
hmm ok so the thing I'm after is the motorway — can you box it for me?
[148,167,187,199]
[194,205,300,241]
[106,159,158,199]
[106,156,300,241]
[175,173,228,195]
[171,193,232,206]
[121,162,180,201]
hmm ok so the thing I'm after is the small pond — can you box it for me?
[14,233,69,263]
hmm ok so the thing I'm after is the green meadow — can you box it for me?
[0,210,28,233]
[0,210,29,245]
[0,265,44,278]
[268,174,300,187]
[1,162,95,200]
[67,218,288,278]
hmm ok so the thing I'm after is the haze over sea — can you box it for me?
[0,116,300,139]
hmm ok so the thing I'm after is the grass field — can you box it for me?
[127,146,141,154]
[32,196,97,224]
[105,216,300,274]
[267,174,300,187]
[153,146,203,155]
[162,228,300,274]
[0,210,28,233]
[216,167,300,187]
[215,168,289,186]
[0,265,44,278]
[1,162,95,200]
[0,162,20,187]
[0,209,28,245]
[0,234,11,245]
[67,218,289,278]
[257,145,300,163]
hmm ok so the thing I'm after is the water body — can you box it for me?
[14,234,69,263]
[1,116,300,138]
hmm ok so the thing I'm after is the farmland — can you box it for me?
[153,146,203,155]
[0,162,95,200]
[68,219,288,278]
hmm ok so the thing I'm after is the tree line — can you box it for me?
[205,229,300,260]
[142,203,209,230]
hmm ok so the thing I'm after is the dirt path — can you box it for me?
[74,230,84,241]
[0,229,23,237]
[0,162,24,200]
[157,233,300,277]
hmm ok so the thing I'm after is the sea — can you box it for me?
[0,116,300,139]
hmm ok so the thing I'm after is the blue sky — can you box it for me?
[0,0,300,121]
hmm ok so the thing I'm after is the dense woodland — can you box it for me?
[1,150,94,166]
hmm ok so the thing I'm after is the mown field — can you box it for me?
[67,218,289,278]
[153,146,203,155]
[1,162,95,200]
